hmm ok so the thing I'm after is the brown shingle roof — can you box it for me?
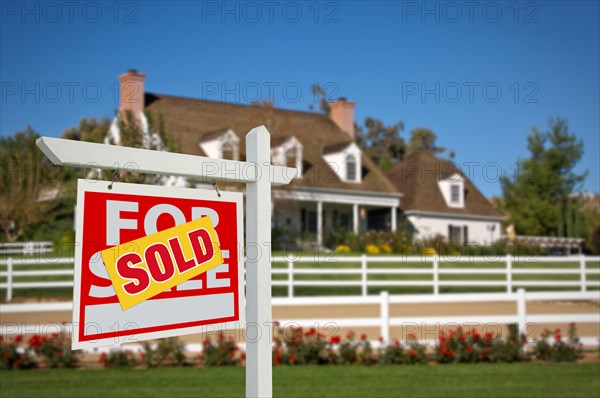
[144,93,399,195]
[385,151,504,218]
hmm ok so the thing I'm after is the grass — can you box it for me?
[0,364,599,398]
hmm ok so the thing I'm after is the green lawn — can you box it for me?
[0,364,598,398]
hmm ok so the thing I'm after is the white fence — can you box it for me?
[1,290,599,349]
[1,254,599,302]
[0,241,52,255]
[272,254,600,297]
[0,255,600,301]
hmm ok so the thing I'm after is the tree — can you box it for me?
[0,127,63,241]
[309,83,330,114]
[500,117,587,237]
[405,128,445,157]
[355,117,405,171]
[60,117,111,143]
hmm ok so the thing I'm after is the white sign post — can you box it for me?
[37,125,296,398]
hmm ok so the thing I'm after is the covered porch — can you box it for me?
[272,187,401,246]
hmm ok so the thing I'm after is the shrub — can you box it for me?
[201,333,241,366]
[365,244,380,255]
[0,335,37,370]
[142,337,187,367]
[533,323,583,362]
[275,326,336,365]
[379,244,393,254]
[335,245,351,253]
[28,332,80,369]
[436,325,527,364]
[99,350,138,369]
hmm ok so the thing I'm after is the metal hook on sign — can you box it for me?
[108,170,119,190]
[212,180,221,197]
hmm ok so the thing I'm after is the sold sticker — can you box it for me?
[101,216,224,310]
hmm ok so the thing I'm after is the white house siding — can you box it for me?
[407,213,502,245]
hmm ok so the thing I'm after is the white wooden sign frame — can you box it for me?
[37,125,295,398]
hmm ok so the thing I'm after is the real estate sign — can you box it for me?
[72,179,244,349]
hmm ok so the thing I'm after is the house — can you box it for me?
[385,151,505,245]
[107,70,504,247]
[108,70,402,247]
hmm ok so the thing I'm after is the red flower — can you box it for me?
[555,334,562,342]
[465,345,473,353]
[202,337,211,346]
[15,335,23,343]
[394,339,400,346]
[274,353,281,366]
[289,354,297,363]
[407,333,416,340]
[330,335,340,345]
[14,360,20,368]
[447,351,455,358]
[360,333,367,341]
[3,353,9,360]
[459,335,466,342]
[241,353,246,360]
[408,349,415,357]
[346,331,355,340]
[378,336,384,343]
[99,353,107,363]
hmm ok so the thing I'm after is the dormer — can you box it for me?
[271,136,303,178]
[438,173,464,208]
[323,142,362,183]
[198,128,240,160]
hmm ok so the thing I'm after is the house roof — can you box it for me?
[144,93,399,195]
[384,150,504,218]
[322,141,354,155]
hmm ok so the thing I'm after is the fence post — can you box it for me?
[287,260,294,298]
[579,255,586,293]
[6,257,13,302]
[361,254,367,296]
[517,288,526,339]
[506,254,513,293]
[380,290,389,343]
[433,254,439,295]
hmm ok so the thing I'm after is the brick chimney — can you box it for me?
[119,69,146,119]
[329,98,355,139]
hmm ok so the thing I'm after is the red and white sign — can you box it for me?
[72,180,244,349]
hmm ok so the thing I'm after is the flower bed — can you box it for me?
[0,323,585,371]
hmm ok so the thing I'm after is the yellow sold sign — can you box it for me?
[101,217,223,310]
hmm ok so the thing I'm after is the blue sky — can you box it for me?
[1,1,598,197]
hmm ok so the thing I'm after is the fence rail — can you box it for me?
[1,290,599,349]
[0,241,52,255]
[1,254,599,302]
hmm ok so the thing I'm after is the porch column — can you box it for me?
[391,206,397,232]
[353,203,359,234]
[317,201,323,247]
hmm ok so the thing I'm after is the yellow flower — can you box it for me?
[423,247,437,255]
[335,245,351,253]
[379,244,392,254]
[366,244,380,254]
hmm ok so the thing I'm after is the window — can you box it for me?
[222,141,234,160]
[463,226,469,245]
[286,146,298,168]
[451,185,460,203]
[346,154,357,181]
[448,225,462,244]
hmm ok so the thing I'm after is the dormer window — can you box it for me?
[438,173,464,208]
[271,136,303,178]
[346,154,357,181]
[323,141,362,183]
[198,128,239,160]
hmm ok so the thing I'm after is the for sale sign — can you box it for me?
[72,180,244,349]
